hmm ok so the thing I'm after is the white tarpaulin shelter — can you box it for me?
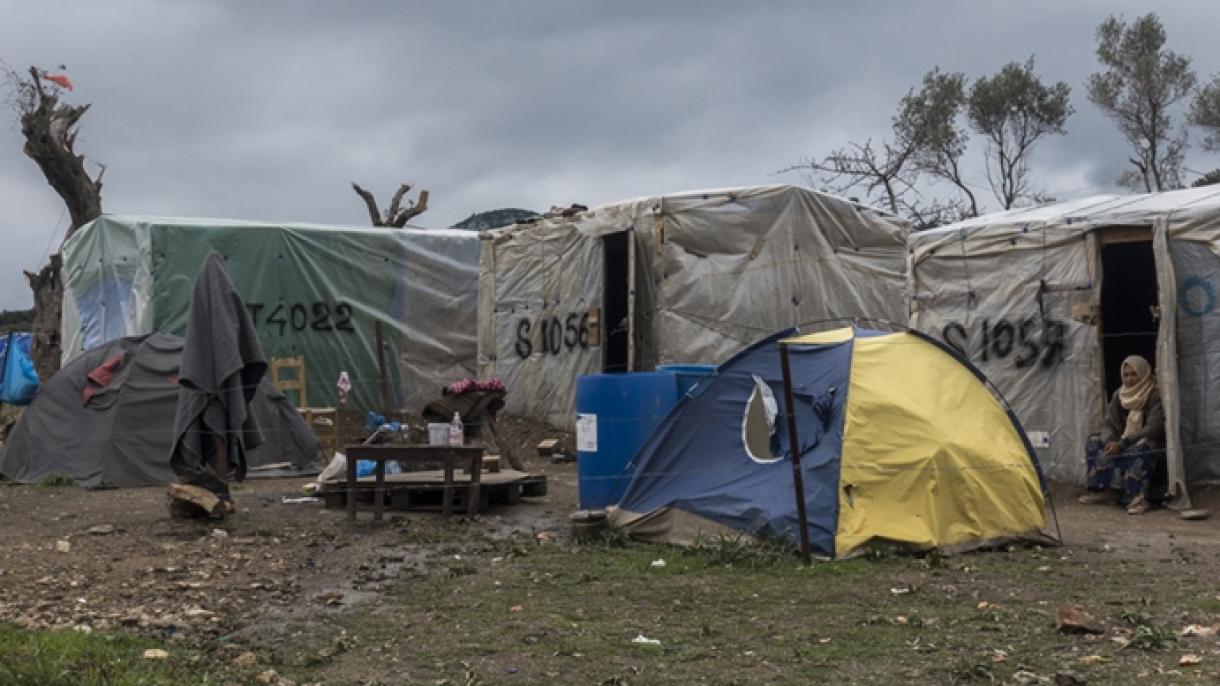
[61,216,480,411]
[908,186,1220,508]
[478,185,910,427]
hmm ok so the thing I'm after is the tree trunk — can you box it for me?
[16,67,103,381]
[351,182,429,227]
[23,255,63,381]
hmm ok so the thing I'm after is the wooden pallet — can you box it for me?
[318,469,547,514]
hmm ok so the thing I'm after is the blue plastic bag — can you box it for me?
[355,459,402,478]
[0,332,39,405]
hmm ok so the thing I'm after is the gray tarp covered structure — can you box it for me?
[908,186,1220,508]
[478,185,910,427]
[0,332,317,488]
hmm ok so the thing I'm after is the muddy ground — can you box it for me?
[2,416,1220,684]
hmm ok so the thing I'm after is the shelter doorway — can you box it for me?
[1098,229,1159,398]
[602,232,631,373]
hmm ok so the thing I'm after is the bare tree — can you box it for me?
[785,139,917,217]
[785,70,979,229]
[5,65,103,379]
[968,57,1073,209]
[1086,13,1196,192]
[350,182,430,227]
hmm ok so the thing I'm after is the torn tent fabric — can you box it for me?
[608,327,1051,558]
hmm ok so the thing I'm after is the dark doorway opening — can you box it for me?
[1100,238,1159,398]
[603,232,630,373]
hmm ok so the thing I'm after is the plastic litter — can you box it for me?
[632,633,661,646]
[318,453,347,482]
[355,459,400,478]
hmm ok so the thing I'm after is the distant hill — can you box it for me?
[450,208,540,232]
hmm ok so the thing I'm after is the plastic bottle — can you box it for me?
[449,412,464,446]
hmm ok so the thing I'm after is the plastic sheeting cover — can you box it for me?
[0,331,38,404]
[479,185,910,428]
[63,216,479,411]
[909,186,1220,489]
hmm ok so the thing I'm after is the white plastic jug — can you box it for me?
[449,412,464,446]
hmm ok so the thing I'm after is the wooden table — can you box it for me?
[344,445,485,521]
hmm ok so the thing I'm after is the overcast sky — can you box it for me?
[1,1,1218,310]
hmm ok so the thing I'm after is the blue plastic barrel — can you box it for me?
[575,372,679,509]
[658,364,717,398]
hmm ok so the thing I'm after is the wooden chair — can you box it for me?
[270,356,338,456]
[270,356,309,406]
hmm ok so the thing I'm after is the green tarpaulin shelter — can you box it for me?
[62,216,480,411]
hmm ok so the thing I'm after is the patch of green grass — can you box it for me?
[0,623,227,685]
[687,533,798,568]
[294,535,1211,685]
[1119,610,1178,651]
[37,473,75,488]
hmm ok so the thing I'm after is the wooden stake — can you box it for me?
[779,343,813,565]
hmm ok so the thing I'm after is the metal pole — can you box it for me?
[779,343,813,565]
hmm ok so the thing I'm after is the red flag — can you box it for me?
[43,73,73,91]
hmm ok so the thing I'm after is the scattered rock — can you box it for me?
[142,648,170,660]
[55,540,71,553]
[1056,605,1104,635]
[1078,655,1105,665]
[184,606,215,619]
[1012,669,1047,685]
[256,669,296,686]
[211,529,230,540]
[1180,654,1204,666]
[313,591,344,606]
[233,651,258,667]
[1054,671,1085,685]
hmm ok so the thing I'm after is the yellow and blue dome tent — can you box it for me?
[607,326,1056,558]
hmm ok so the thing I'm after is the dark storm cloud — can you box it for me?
[0,1,1218,308]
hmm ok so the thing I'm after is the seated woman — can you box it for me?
[1078,355,1165,515]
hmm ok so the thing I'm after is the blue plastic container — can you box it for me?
[575,372,679,509]
[657,363,718,398]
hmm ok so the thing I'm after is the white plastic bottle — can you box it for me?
[449,412,464,446]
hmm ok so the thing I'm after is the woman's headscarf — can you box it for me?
[1118,355,1155,439]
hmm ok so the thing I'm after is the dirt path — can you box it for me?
[2,423,1220,682]
[0,415,579,640]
